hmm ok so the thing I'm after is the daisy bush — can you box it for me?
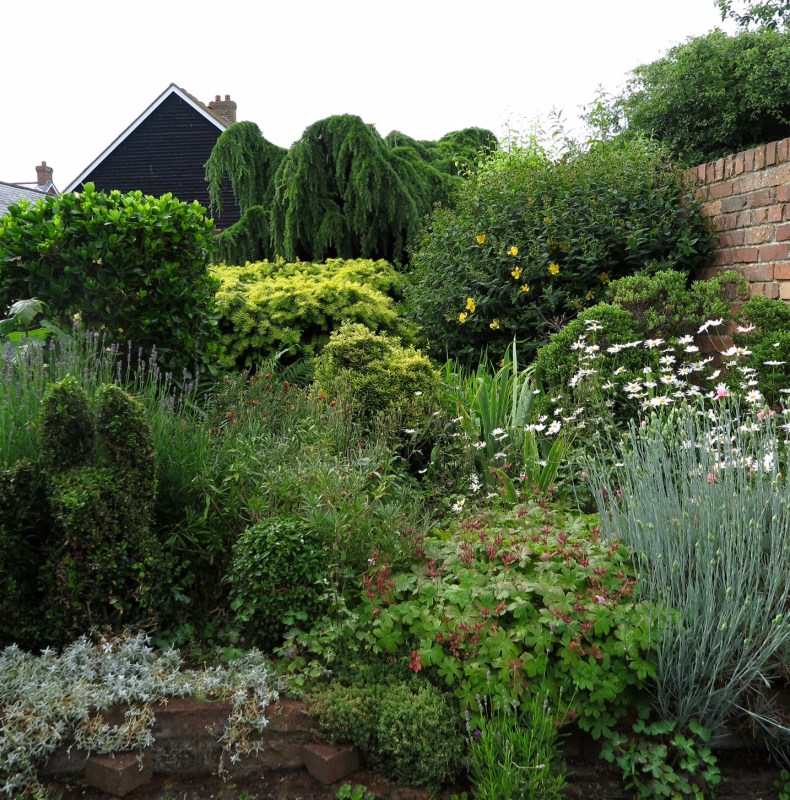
[534,302,790,757]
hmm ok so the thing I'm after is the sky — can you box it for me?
[4,0,735,190]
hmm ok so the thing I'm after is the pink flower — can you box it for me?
[715,383,730,399]
[409,650,423,673]
[707,472,716,484]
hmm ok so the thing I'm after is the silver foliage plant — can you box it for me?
[588,400,790,742]
[0,632,280,797]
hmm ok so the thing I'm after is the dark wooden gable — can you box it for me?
[71,92,240,227]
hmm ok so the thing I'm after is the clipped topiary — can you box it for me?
[0,460,52,647]
[226,517,330,650]
[313,323,440,425]
[310,680,464,790]
[40,377,163,640]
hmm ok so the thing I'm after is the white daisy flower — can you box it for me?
[698,318,724,334]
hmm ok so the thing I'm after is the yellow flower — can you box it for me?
[598,271,611,284]
[465,297,476,313]
[475,234,486,245]
[521,284,530,293]
[543,216,552,224]
[459,312,468,323]
[489,319,501,330]
[511,266,522,280]
[548,263,560,275]
[507,246,519,257]
[586,291,596,301]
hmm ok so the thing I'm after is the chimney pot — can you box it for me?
[36,161,54,188]
[208,94,237,125]
[215,95,221,101]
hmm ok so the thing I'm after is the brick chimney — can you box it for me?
[208,94,237,125]
[36,161,53,189]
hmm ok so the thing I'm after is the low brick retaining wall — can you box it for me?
[40,699,319,780]
[37,697,787,799]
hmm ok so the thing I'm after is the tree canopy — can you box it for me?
[206,115,496,265]
[594,28,790,165]
[716,0,790,29]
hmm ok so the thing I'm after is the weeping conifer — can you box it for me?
[205,121,286,262]
[206,114,496,265]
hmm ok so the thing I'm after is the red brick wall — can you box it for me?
[691,139,790,300]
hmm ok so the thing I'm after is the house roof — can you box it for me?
[65,84,230,192]
[0,181,50,217]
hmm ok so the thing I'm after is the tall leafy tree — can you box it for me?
[716,0,790,29]
[597,28,790,165]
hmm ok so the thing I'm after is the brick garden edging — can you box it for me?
[36,697,787,798]
[39,699,319,781]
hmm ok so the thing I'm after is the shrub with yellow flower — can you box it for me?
[475,234,486,245]
[465,297,476,313]
[458,312,468,323]
[489,319,500,330]
[521,284,530,293]
[511,266,522,280]
[548,263,560,275]
[507,246,519,257]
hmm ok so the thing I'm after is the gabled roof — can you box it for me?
[0,182,50,217]
[65,84,230,192]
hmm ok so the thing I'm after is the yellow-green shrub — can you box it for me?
[313,323,440,424]
[213,258,414,368]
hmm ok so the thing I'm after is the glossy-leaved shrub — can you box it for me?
[0,184,220,375]
[213,258,414,368]
[406,136,714,363]
[225,517,331,650]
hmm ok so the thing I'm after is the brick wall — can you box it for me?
[691,138,790,300]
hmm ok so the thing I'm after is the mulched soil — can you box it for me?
[45,752,786,800]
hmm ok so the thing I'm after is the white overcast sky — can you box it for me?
[5,0,734,189]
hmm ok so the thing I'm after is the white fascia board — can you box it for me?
[64,84,227,193]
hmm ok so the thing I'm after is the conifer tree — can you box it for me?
[206,114,495,265]
[205,121,286,262]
